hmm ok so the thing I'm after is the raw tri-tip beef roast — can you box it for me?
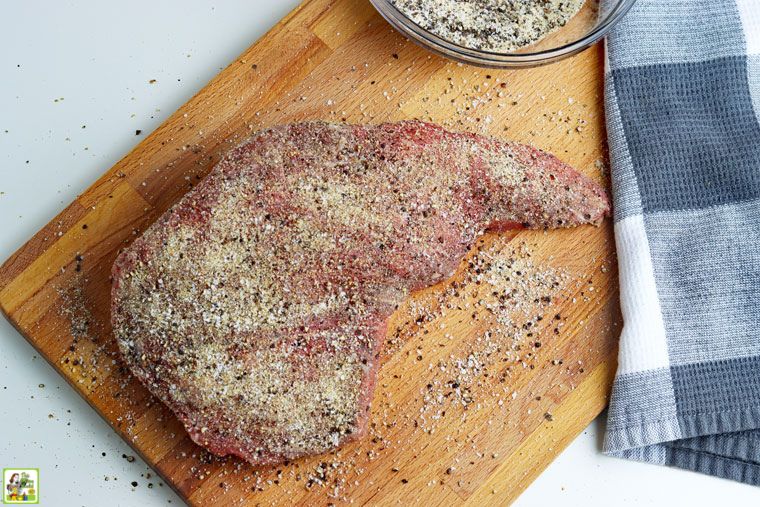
[111,121,609,466]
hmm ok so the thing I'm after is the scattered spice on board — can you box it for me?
[407,241,569,434]
[49,226,597,503]
[37,58,606,502]
[390,0,586,52]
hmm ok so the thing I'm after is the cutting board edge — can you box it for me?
[0,1,325,503]
[0,0,620,503]
[0,0,321,296]
[0,292,195,502]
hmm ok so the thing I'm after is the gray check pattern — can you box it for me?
[603,0,760,485]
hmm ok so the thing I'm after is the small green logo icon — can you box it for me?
[2,469,39,504]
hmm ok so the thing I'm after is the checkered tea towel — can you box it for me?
[603,0,760,485]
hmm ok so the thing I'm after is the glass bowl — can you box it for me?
[370,0,637,68]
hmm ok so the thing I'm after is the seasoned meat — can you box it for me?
[111,121,609,466]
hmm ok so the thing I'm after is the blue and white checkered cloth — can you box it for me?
[603,0,760,485]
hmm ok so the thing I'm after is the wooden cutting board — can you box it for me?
[0,0,620,504]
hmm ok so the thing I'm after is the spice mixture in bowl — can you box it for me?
[371,0,637,67]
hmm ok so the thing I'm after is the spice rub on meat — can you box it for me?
[111,120,609,466]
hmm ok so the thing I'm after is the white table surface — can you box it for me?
[2,2,759,506]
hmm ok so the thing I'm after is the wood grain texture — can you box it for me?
[0,0,620,505]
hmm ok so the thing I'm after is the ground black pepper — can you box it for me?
[391,0,586,52]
